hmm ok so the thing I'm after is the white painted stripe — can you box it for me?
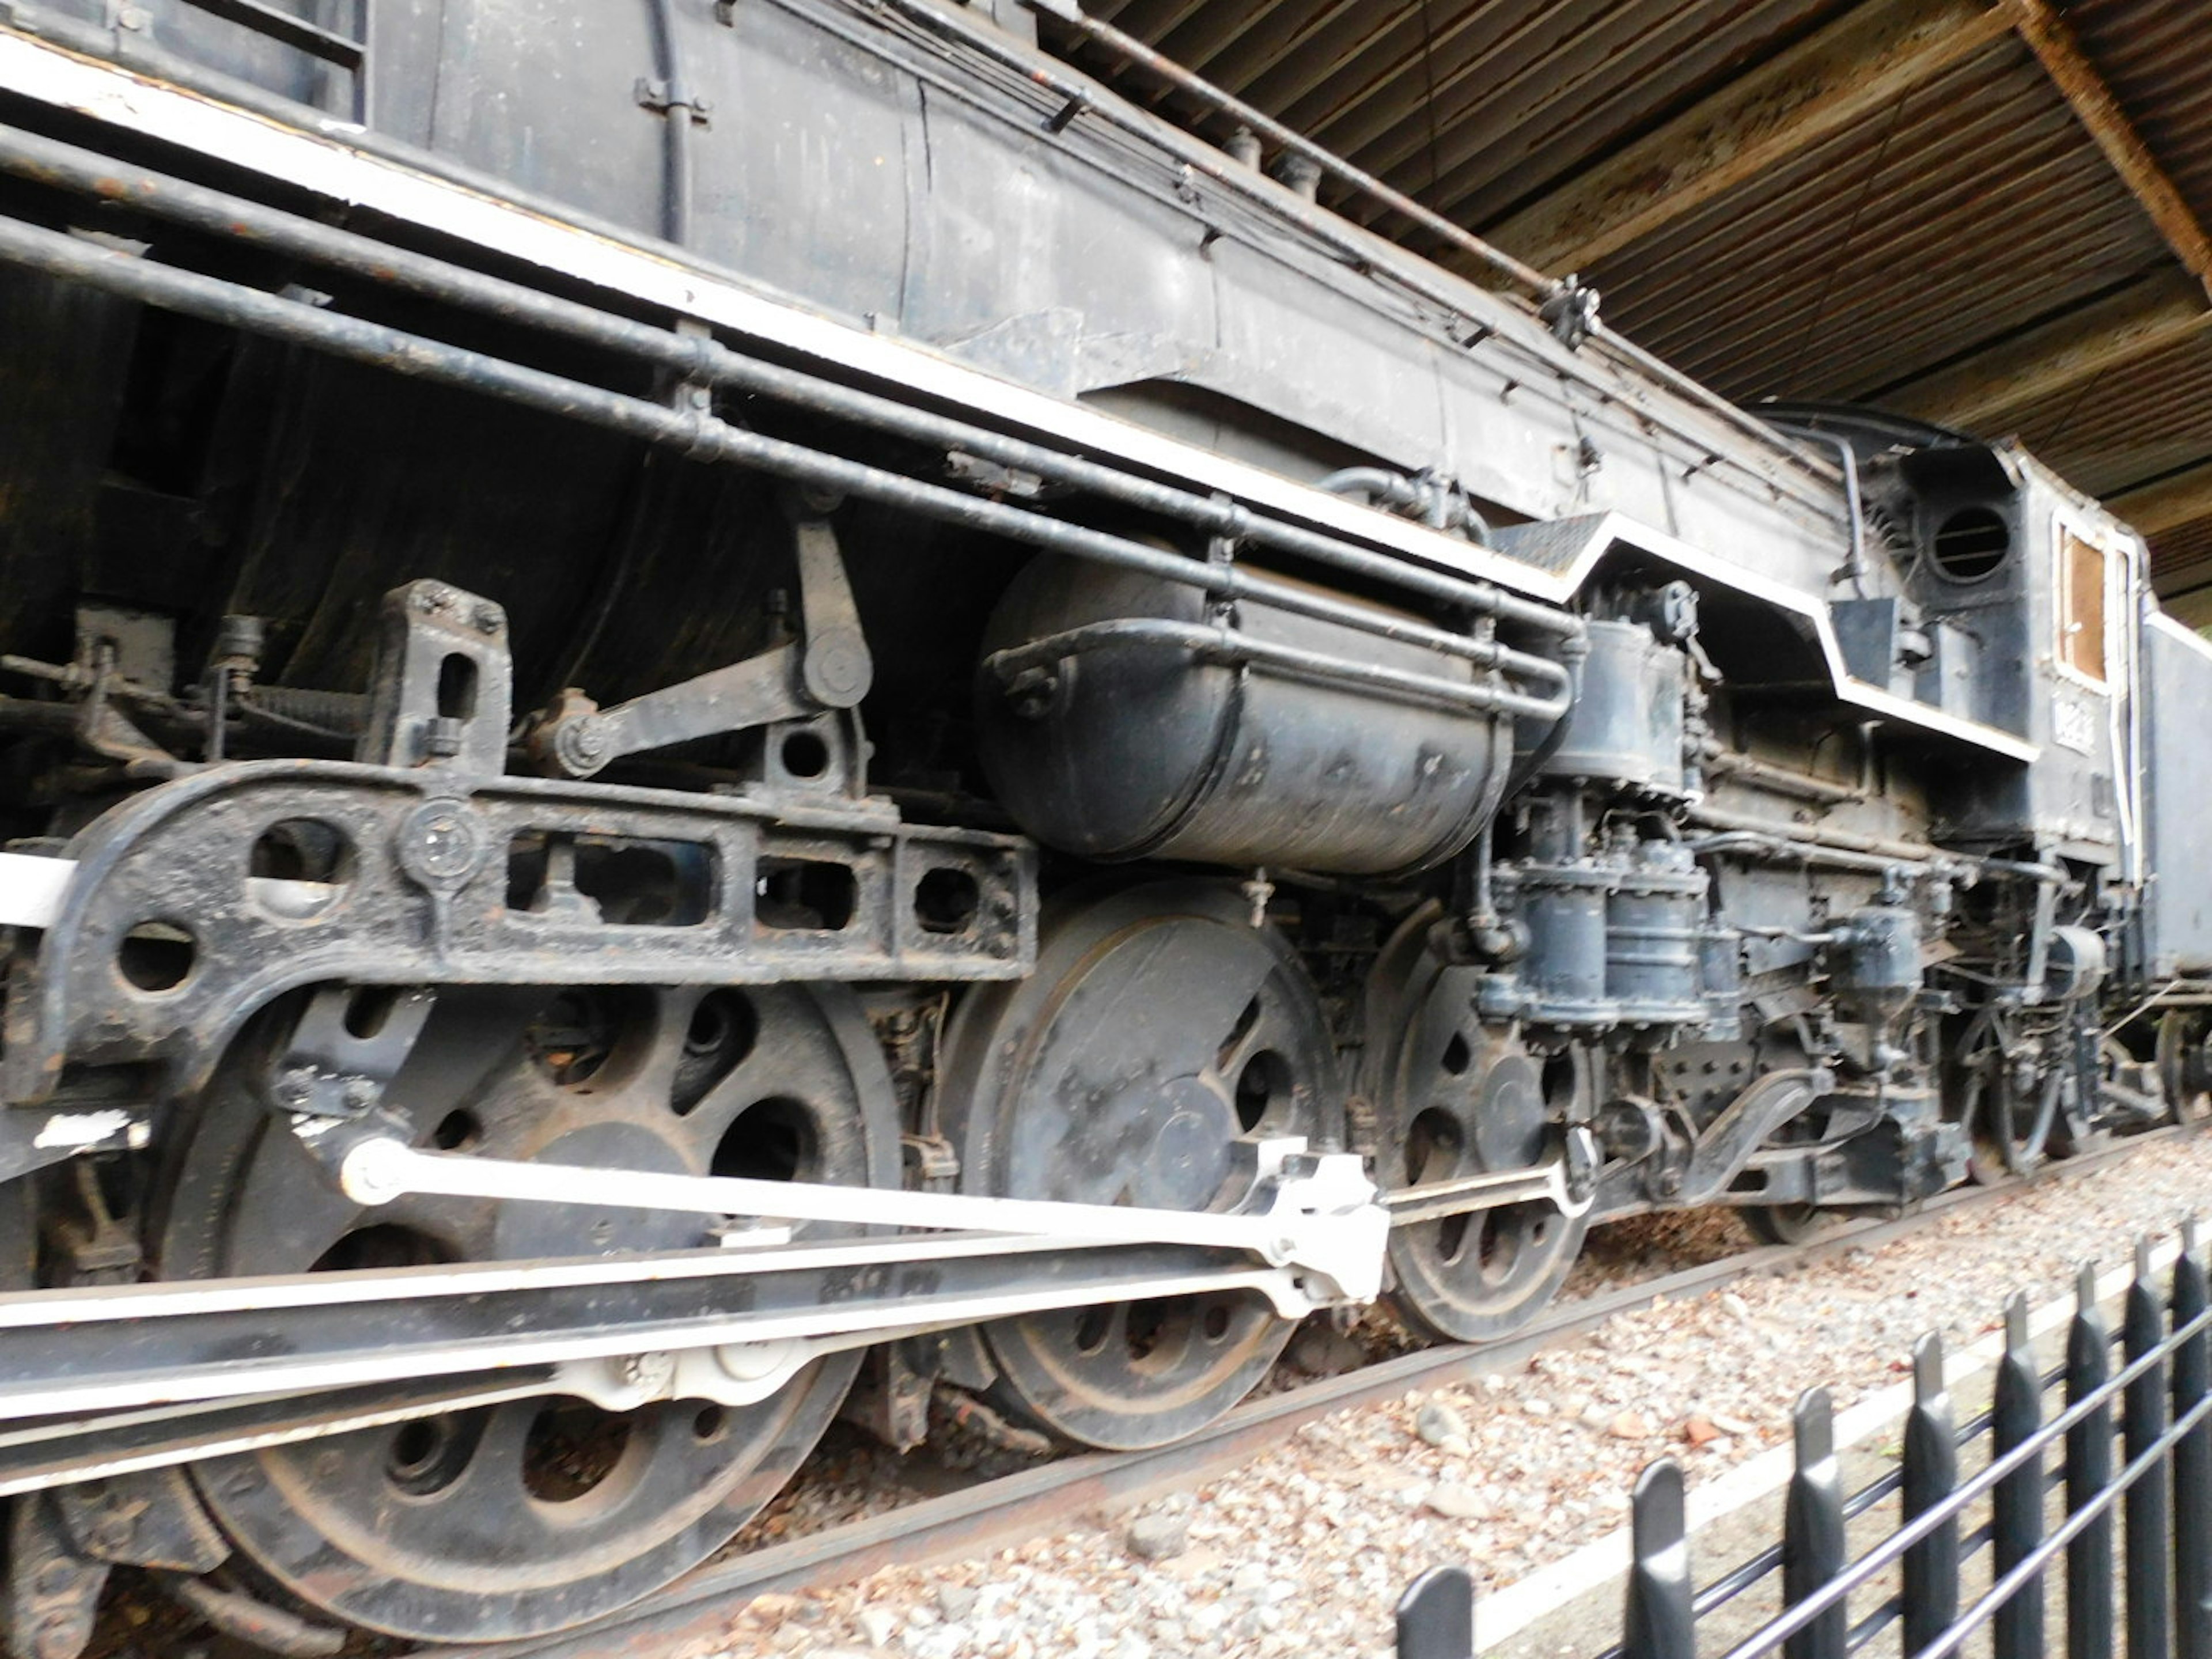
[0,857,346,930]
[1474,1240,2180,1650]
[0,853,72,929]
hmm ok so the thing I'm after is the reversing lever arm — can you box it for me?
[532,509,872,778]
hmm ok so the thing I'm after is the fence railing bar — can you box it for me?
[2126,1237,2174,1659]
[1887,1388,2212,1659]
[1441,1230,2210,1659]
[2174,1219,2211,1659]
[1842,1596,1900,1653]
[1902,1332,1961,1658]
[1991,1291,2044,1659]
[1397,1565,1475,1659]
[1711,1279,2212,1659]
[1626,1461,1695,1659]
[1681,1461,1914,1629]
[2069,1260,2117,1659]
[1732,1366,2039,1631]
[1783,1389,1847,1659]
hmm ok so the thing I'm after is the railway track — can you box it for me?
[404,1126,2189,1659]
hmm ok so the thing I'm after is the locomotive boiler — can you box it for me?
[0,0,2207,1649]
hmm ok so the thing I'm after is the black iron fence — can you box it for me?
[1398,1224,2212,1659]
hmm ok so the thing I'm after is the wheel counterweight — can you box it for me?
[937,881,1340,1450]
[152,983,897,1642]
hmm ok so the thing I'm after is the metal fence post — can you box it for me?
[1396,1565,1475,1659]
[1991,1291,2045,1659]
[2070,1260,2116,1659]
[1626,1461,1695,1659]
[1783,1388,1845,1659]
[1902,1331,1960,1657]
[2175,1220,2212,1659]
[2127,1236,2174,1659]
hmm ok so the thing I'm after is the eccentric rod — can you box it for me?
[0,122,1578,646]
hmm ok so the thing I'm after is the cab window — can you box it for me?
[2058,529,2108,684]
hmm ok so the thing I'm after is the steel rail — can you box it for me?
[0,122,1578,647]
[407,1126,2189,1659]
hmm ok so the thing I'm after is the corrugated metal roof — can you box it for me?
[1088,0,1862,238]
[1055,0,2212,601]
[2021,327,2212,497]
[1586,36,2172,402]
[2068,0,2212,228]
[2149,517,2212,606]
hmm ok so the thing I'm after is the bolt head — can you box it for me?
[568,717,607,762]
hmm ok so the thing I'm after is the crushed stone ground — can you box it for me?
[695,1134,2212,1659]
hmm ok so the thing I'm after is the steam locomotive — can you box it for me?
[0,0,2207,1649]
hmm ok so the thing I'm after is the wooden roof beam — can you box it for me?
[2010,0,2212,290]
[2114,460,2212,539]
[1884,269,2211,431]
[1476,0,2014,275]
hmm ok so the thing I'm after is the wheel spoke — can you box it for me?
[1368,906,1585,1344]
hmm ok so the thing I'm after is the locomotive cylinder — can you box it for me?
[975,556,1510,876]
[1513,864,1615,1022]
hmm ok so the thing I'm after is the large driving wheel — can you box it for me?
[1366,907,1586,1344]
[937,881,1339,1450]
[2159,1010,2212,1125]
[153,982,896,1642]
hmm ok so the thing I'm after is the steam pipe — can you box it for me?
[643,0,693,245]
[983,618,1572,724]
[1768,424,1869,599]
[0,213,1582,700]
[1316,467,1491,540]
[0,123,1578,646]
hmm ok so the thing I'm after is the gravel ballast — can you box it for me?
[694,1135,2212,1659]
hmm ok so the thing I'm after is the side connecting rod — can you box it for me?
[328,1130,1389,1304]
[0,1230,1298,1426]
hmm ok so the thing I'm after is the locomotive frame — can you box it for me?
[0,0,2207,1649]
